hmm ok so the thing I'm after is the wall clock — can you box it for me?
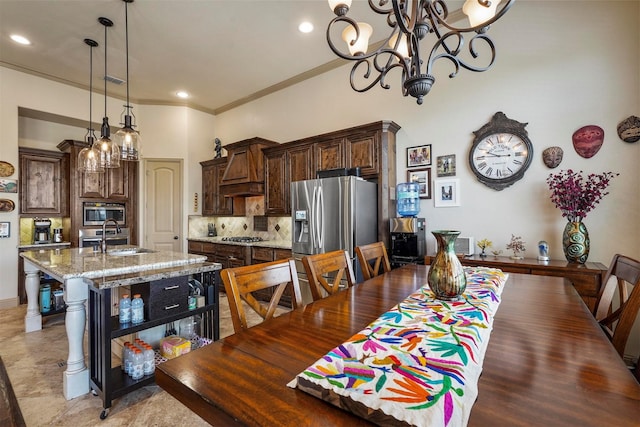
[468,112,533,191]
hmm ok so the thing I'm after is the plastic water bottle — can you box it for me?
[396,182,420,217]
[122,341,130,371]
[124,343,134,375]
[131,348,144,380]
[143,344,155,375]
[131,294,144,324]
[119,294,131,324]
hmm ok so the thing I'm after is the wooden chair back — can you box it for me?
[302,250,356,301]
[593,254,640,358]
[355,241,391,281]
[220,258,303,334]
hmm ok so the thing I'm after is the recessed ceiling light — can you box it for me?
[10,34,31,45]
[176,91,190,99]
[298,21,313,33]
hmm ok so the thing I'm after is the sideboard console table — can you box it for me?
[423,255,608,311]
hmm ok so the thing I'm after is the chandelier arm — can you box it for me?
[348,58,407,93]
[426,32,497,77]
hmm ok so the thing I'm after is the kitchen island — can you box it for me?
[20,246,221,402]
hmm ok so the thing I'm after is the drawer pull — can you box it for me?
[164,304,180,310]
[164,285,180,290]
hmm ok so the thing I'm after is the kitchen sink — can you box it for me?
[109,248,158,256]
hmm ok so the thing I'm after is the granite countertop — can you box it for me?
[18,242,72,250]
[187,236,292,250]
[20,245,219,286]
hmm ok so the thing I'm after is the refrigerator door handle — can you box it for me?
[317,186,324,248]
[311,185,318,249]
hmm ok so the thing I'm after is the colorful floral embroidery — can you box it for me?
[294,267,508,427]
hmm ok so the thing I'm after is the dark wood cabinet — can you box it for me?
[19,148,69,216]
[250,246,293,307]
[200,158,233,216]
[262,121,399,246]
[57,139,138,247]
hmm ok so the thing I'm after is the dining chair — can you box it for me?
[592,254,640,366]
[355,241,391,281]
[220,258,303,334]
[302,250,356,301]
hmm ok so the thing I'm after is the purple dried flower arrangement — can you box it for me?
[546,169,618,222]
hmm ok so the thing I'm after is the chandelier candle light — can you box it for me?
[114,0,141,161]
[77,38,104,173]
[326,0,515,104]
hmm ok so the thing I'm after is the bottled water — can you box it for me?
[396,182,420,217]
[131,348,144,380]
[131,294,144,324]
[122,341,130,371]
[143,344,155,375]
[124,343,134,375]
[119,294,131,324]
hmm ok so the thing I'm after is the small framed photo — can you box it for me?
[406,168,432,199]
[407,144,432,168]
[0,179,17,193]
[434,178,461,207]
[0,222,9,238]
[436,154,456,177]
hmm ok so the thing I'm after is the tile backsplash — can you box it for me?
[189,196,291,241]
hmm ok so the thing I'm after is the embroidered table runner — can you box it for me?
[289,267,508,427]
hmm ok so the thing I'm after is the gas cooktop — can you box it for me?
[221,236,265,243]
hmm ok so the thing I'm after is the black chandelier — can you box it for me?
[327,0,515,104]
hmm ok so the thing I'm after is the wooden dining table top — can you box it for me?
[155,265,640,426]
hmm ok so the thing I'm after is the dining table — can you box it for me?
[155,264,640,426]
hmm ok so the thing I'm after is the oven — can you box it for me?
[83,202,126,226]
[79,228,130,250]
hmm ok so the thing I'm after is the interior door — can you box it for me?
[144,160,182,252]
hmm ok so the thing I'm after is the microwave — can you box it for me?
[83,202,126,226]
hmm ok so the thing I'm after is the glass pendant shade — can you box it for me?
[463,0,502,27]
[115,114,140,161]
[78,133,104,173]
[99,117,121,168]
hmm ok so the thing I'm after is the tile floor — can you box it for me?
[0,293,270,426]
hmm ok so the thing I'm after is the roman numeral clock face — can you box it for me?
[469,112,533,191]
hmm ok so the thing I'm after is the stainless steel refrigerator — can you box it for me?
[292,176,377,301]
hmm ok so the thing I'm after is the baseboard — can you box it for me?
[0,299,19,310]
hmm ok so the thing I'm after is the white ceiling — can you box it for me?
[0,0,346,115]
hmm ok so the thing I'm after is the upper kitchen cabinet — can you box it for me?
[263,121,400,244]
[218,137,279,197]
[57,140,135,201]
[200,158,233,216]
[19,148,69,216]
[315,138,345,172]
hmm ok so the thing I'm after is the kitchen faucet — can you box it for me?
[101,219,122,253]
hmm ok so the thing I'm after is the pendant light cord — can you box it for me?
[125,1,130,113]
[104,23,107,121]
[89,44,93,142]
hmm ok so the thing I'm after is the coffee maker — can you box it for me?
[33,218,52,244]
[390,217,426,268]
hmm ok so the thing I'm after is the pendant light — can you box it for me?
[77,38,104,173]
[97,17,121,168]
[114,0,141,161]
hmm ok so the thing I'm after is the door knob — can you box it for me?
[173,236,179,240]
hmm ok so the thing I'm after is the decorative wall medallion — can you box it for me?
[0,161,15,177]
[617,115,640,143]
[572,125,604,158]
[542,146,563,168]
[0,199,15,212]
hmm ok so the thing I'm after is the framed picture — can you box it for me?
[436,154,456,177]
[407,144,432,167]
[434,178,461,207]
[406,167,432,199]
[0,179,17,193]
[0,222,9,238]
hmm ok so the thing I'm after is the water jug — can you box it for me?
[396,182,420,217]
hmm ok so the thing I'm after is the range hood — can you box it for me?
[219,137,279,197]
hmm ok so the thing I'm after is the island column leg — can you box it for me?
[63,277,89,400]
[23,260,42,333]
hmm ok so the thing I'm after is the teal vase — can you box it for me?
[428,230,467,300]
[562,221,590,264]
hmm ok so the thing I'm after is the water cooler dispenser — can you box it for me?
[390,183,425,267]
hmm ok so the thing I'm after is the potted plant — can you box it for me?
[506,234,526,260]
[477,238,492,257]
[546,169,618,263]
